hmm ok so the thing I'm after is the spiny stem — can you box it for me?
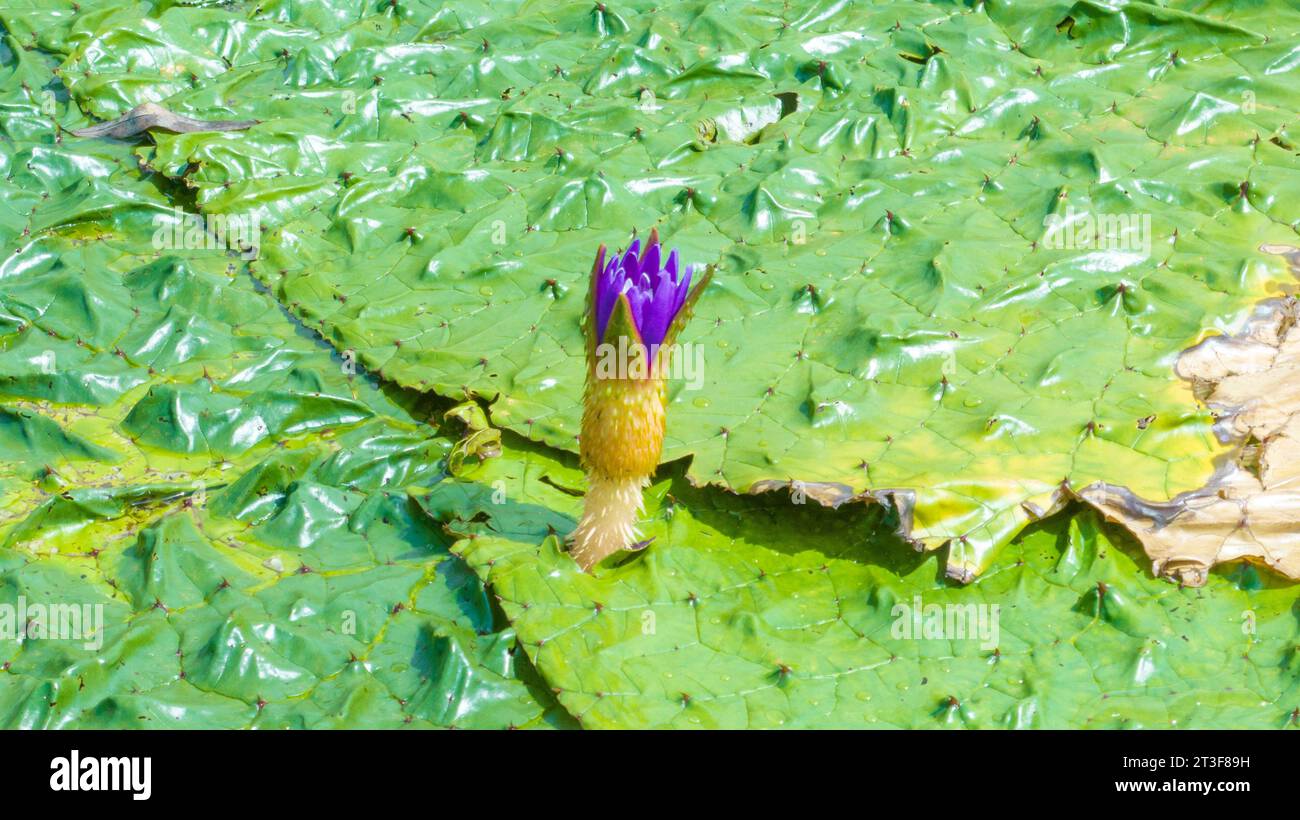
[568,474,649,570]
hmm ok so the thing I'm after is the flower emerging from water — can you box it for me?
[568,228,712,570]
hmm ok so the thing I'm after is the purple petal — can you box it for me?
[621,241,641,280]
[624,279,649,337]
[665,248,680,284]
[596,258,623,341]
[640,242,662,287]
[640,268,680,347]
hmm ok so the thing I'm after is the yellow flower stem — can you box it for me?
[568,366,666,570]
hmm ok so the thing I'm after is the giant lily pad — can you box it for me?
[0,39,566,727]
[448,440,1300,729]
[19,0,1299,577]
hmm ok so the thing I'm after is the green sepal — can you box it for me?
[601,291,644,349]
[582,243,608,368]
[660,263,714,349]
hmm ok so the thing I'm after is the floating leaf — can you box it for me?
[42,0,1297,578]
[451,443,1300,729]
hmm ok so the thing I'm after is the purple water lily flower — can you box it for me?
[594,228,694,348]
[572,228,714,569]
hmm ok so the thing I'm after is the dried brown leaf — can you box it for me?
[70,102,257,139]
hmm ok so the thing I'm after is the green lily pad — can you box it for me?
[27,0,1298,574]
[0,39,567,728]
[449,440,1300,729]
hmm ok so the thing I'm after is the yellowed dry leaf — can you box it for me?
[1082,249,1300,585]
